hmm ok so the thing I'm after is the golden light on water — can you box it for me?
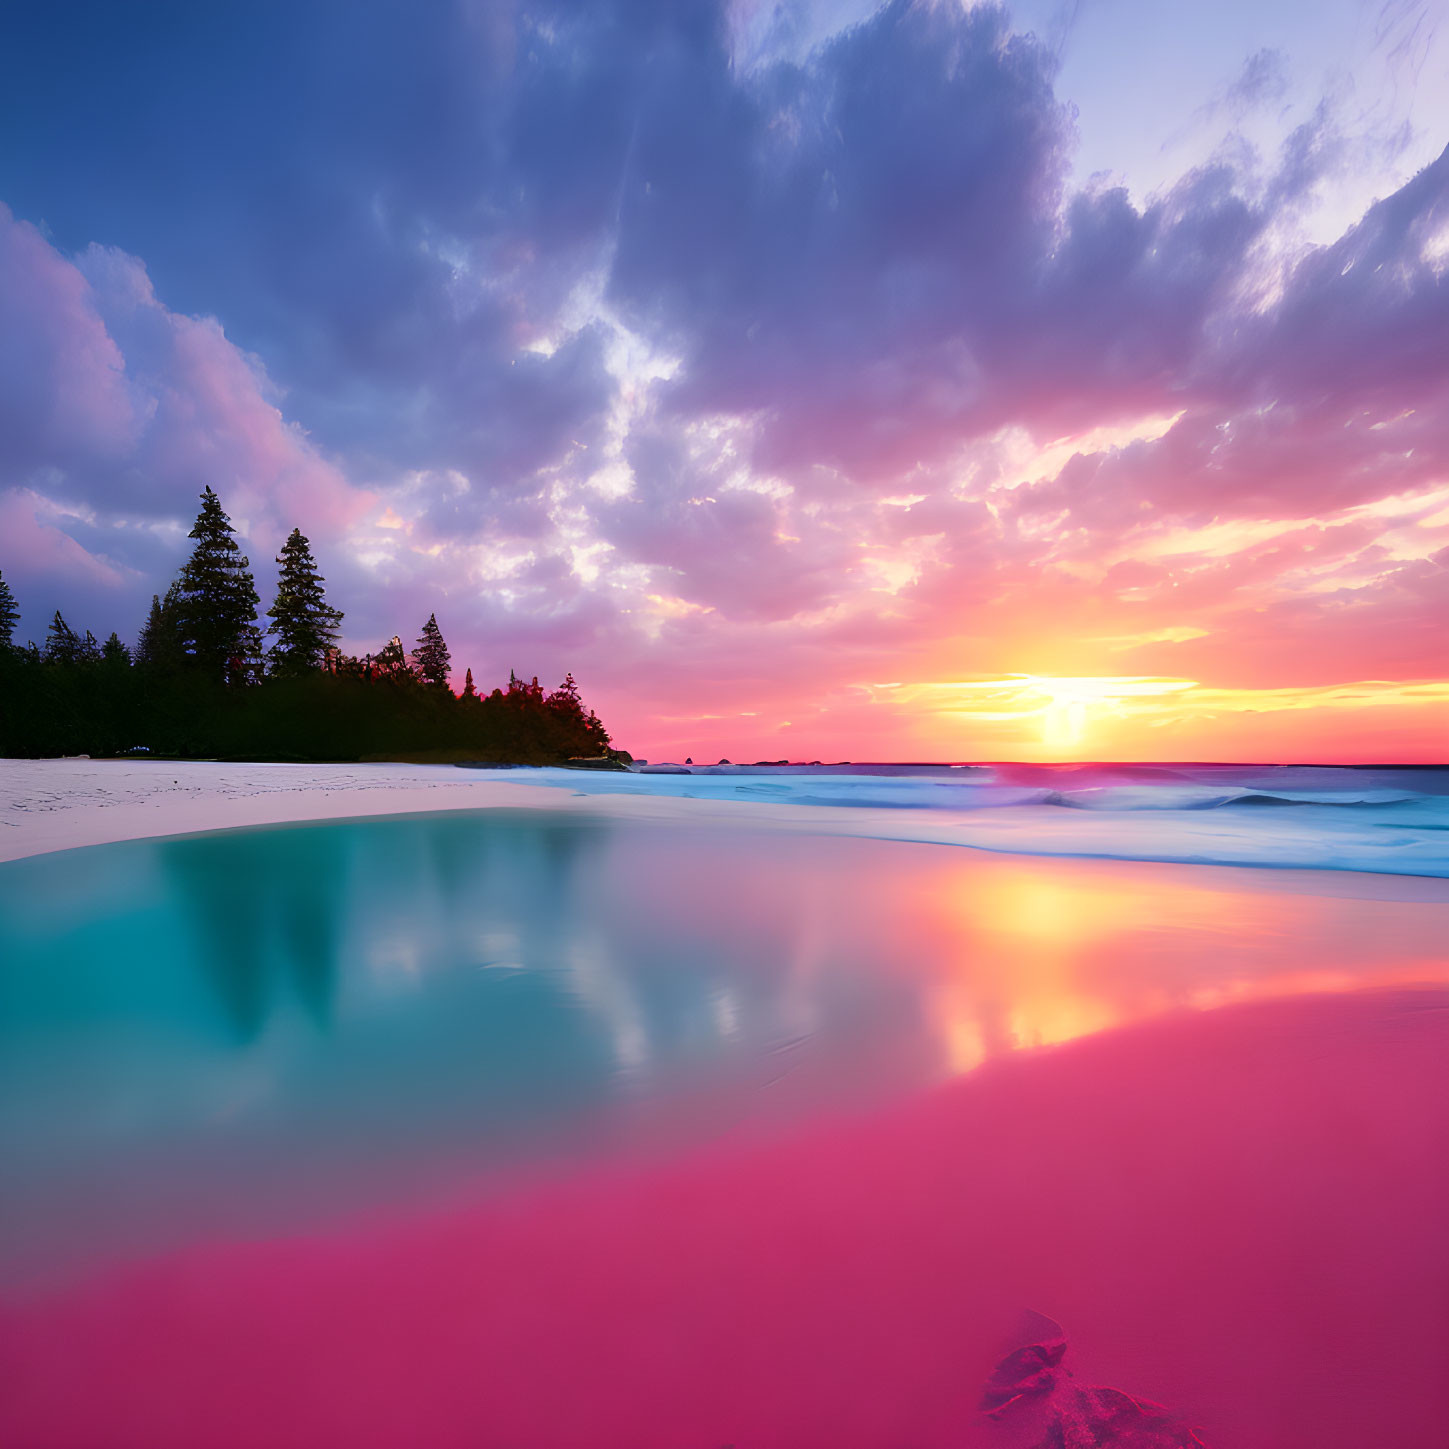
[914,856,1449,1077]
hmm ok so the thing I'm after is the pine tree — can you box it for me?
[547,672,584,719]
[79,630,102,665]
[374,636,412,678]
[266,528,344,676]
[102,632,132,667]
[414,613,451,688]
[585,708,611,751]
[234,623,266,686]
[0,569,19,650]
[174,487,260,682]
[135,595,162,666]
[503,669,543,703]
[135,586,185,671]
[461,667,477,700]
[44,610,81,664]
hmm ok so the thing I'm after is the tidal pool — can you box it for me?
[1,810,1446,1447]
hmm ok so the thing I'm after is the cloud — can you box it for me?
[0,205,135,475]
[1,0,1446,757]
[1223,49,1292,114]
[1232,143,1449,411]
[0,206,365,634]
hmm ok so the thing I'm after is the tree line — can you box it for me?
[0,488,616,763]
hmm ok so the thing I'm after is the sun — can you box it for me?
[1041,690,1090,752]
[1025,676,1198,754]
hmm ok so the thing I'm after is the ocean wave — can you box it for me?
[484,762,1449,877]
[1041,786,1427,812]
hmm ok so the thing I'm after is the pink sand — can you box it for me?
[1,985,1444,1449]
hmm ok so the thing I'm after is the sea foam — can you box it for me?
[491,762,1449,877]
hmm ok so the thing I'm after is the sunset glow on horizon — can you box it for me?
[2,1,1447,762]
[623,673,1449,765]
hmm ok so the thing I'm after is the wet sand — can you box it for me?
[1,770,1445,1447]
[1,986,1444,1448]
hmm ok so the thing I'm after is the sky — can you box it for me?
[1,0,1446,763]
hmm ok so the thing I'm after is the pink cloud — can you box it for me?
[0,206,137,470]
[0,213,368,554]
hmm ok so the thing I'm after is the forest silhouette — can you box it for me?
[0,489,615,763]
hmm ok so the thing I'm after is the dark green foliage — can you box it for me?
[134,587,185,672]
[0,490,615,763]
[371,636,413,679]
[236,624,267,686]
[3,613,141,755]
[547,672,582,714]
[44,611,82,665]
[414,613,451,688]
[544,672,608,751]
[1,641,615,763]
[0,570,18,649]
[134,595,163,667]
[267,529,343,675]
[506,669,544,703]
[174,487,260,682]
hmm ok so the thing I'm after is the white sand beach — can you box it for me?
[4,756,1447,881]
[0,758,1009,868]
[0,758,591,864]
[0,758,965,865]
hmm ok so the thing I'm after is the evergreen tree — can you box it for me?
[547,672,584,719]
[135,586,185,671]
[0,568,624,763]
[414,613,451,688]
[234,623,267,686]
[266,528,344,676]
[44,610,81,665]
[584,707,611,751]
[373,636,412,678]
[174,487,259,681]
[135,594,164,669]
[0,569,18,650]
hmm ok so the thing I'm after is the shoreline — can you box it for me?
[3,764,1447,1448]
[4,758,1448,894]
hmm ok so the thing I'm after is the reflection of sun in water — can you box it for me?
[919,852,1449,1079]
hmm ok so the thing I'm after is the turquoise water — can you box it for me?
[2,810,1447,1448]
[0,812,939,1280]
[1,809,1445,1288]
